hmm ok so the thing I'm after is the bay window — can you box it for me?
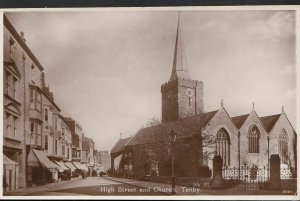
[5,71,19,101]
[5,112,18,139]
[29,88,42,111]
[62,145,65,157]
[6,72,10,95]
[54,115,58,130]
[30,120,42,145]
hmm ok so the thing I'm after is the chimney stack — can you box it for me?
[20,32,26,42]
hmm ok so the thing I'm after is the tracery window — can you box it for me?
[216,128,230,166]
[278,129,288,164]
[248,125,260,153]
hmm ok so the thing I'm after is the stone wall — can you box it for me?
[239,111,268,168]
[203,107,239,169]
[269,113,297,170]
[161,79,203,123]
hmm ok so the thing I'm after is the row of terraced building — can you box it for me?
[3,14,108,192]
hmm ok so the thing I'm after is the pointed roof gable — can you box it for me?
[126,110,218,147]
[111,137,132,155]
[231,114,250,129]
[170,13,190,81]
[260,114,281,132]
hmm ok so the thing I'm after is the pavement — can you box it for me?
[3,176,296,196]
[3,176,83,196]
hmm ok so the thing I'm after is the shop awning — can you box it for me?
[54,161,69,171]
[3,154,18,165]
[72,162,88,171]
[29,149,62,172]
[64,162,77,171]
[114,154,122,170]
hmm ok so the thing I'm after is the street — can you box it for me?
[25,177,166,196]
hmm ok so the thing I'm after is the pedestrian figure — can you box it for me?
[81,170,85,179]
[68,170,71,180]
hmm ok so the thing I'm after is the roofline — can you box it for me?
[125,128,142,147]
[59,114,71,128]
[63,117,82,129]
[267,113,282,134]
[29,84,61,112]
[275,112,297,135]
[230,113,250,130]
[4,14,44,71]
[231,113,250,119]
[111,136,132,154]
[221,106,240,131]
[252,110,269,134]
[126,110,220,147]
[125,140,165,148]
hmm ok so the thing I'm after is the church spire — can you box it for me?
[170,12,191,81]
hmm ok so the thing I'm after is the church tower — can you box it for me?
[161,14,204,123]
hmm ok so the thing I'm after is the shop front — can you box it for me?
[3,154,19,192]
[27,148,61,185]
[64,161,78,177]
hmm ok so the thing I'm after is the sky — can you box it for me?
[5,10,296,151]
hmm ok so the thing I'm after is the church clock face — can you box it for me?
[186,88,193,97]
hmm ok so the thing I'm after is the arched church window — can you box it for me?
[278,129,288,164]
[216,128,230,166]
[248,125,260,153]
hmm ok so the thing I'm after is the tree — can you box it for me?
[142,117,161,128]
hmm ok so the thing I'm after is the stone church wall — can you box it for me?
[239,111,268,168]
[203,108,239,169]
[269,113,297,170]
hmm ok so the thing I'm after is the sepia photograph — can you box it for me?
[1,7,298,198]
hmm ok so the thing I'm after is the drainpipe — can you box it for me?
[22,53,27,187]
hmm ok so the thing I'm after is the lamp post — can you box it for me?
[169,129,177,195]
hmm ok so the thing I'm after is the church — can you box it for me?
[110,16,297,178]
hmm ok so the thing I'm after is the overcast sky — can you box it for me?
[5,10,296,151]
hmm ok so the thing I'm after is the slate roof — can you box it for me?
[111,137,132,154]
[231,114,250,129]
[260,114,281,132]
[126,110,218,147]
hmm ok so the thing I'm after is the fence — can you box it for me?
[222,166,296,191]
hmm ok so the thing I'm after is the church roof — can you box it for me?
[170,13,191,81]
[259,114,281,132]
[231,114,250,129]
[126,110,218,147]
[111,137,132,154]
